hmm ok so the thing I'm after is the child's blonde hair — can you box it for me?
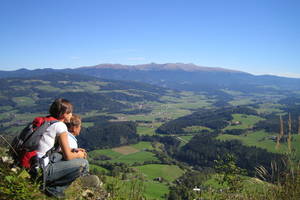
[66,114,81,130]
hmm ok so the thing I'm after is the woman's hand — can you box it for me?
[77,148,86,152]
[75,150,87,159]
[58,132,87,160]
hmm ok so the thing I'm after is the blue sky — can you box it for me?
[0,0,299,77]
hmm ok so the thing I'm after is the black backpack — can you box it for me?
[10,116,59,168]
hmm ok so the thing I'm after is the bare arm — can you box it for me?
[58,132,87,160]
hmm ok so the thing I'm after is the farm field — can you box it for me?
[142,181,169,200]
[137,126,156,136]
[89,143,180,199]
[89,142,159,165]
[223,114,265,130]
[134,164,185,199]
[217,130,300,159]
[109,150,159,164]
[229,98,255,106]
[134,164,184,182]
[183,125,213,133]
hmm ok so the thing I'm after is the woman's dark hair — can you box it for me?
[49,98,73,119]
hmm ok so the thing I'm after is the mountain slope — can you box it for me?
[73,63,300,92]
[1,63,300,93]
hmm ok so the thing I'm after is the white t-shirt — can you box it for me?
[67,132,78,149]
[36,121,67,166]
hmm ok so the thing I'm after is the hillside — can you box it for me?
[0,73,172,135]
[1,67,300,199]
[2,63,300,93]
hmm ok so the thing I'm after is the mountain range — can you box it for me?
[1,63,300,93]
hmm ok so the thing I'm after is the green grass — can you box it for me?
[218,130,280,153]
[256,103,285,115]
[183,126,212,133]
[202,173,272,199]
[89,142,158,165]
[137,126,157,136]
[223,114,264,130]
[179,135,194,146]
[229,98,254,106]
[5,126,24,134]
[217,130,300,159]
[131,142,154,151]
[12,97,35,107]
[104,175,167,200]
[134,164,185,199]
[180,135,194,141]
[89,149,122,160]
[134,164,184,182]
[82,122,94,128]
[0,106,13,111]
[90,164,109,173]
[73,82,101,92]
[221,89,244,96]
[143,181,169,200]
[35,85,61,92]
[0,110,17,121]
[110,151,159,164]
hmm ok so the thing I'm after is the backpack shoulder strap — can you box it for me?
[44,116,58,122]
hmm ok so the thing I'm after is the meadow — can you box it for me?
[217,130,300,159]
[134,164,184,199]
[88,142,183,199]
[89,142,158,165]
[223,114,265,130]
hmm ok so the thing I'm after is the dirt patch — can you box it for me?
[112,146,139,155]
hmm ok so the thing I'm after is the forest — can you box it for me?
[1,72,300,200]
[156,106,258,134]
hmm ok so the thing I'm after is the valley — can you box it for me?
[1,65,300,199]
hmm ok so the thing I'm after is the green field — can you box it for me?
[89,142,158,165]
[82,122,94,128]
[135,164,184,182]
[131,142,154,150]
[183,125,212,133]
[0,106,13,112]
[12,97,35,107]
[35,85,61,92]
[134,164,184,200]
[217,130,300,159]
[256,103,285,115]
[143,181,169,200]
[223,114,264,130]
[180,135,194,142]
[89,149,122,160]
[137,126,157,135]
[229,98,255,106]
[178,135,194,147]
[111,151,159,164]
[90,164,109,173]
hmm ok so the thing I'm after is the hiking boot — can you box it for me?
[79,175,101,188]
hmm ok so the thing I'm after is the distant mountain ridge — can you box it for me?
[79,63,245,73]
[1,63,300,93]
